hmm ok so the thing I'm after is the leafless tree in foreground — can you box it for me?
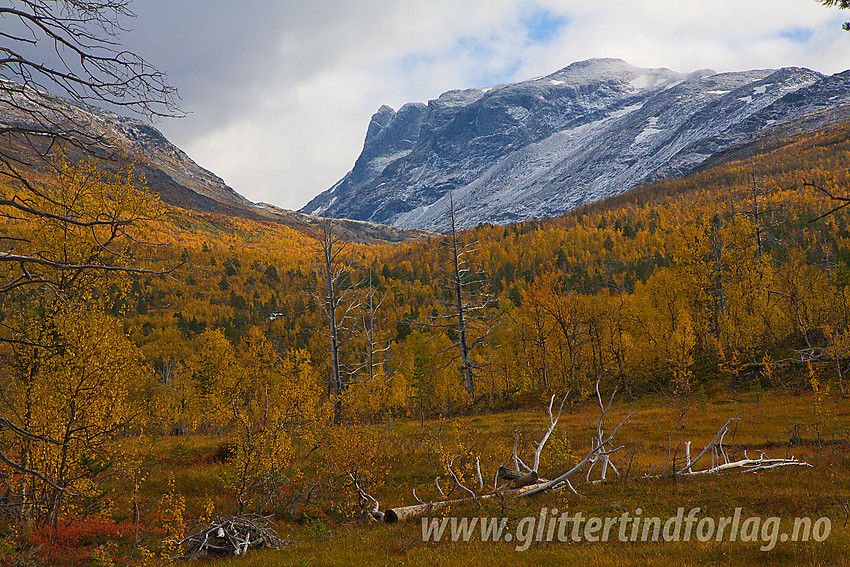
[0,0,183,327]
[1,0,181,186]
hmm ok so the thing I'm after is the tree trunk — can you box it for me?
[448,193,475,398]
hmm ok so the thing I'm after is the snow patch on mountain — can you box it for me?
[301,59,849,232]
[634,117,661,145]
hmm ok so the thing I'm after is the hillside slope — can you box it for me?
[0,81,431,242]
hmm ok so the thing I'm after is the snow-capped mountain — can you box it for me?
[302,58,850,232]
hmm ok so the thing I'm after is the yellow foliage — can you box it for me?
[317,427,387,518]
[183,327,327,511]
[158,473,185,560]
[0,305,147,525]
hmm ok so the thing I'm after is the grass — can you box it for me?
[209,389,850,566]
[4,387,849,566]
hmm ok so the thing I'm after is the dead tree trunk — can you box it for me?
[417,191,501,401]
[311,218,360,424]
[448,193,476,398]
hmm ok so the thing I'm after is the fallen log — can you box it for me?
[682,455,812,475]
[383,481,549,523]
[508,471,538,489]
[496,465,524,482]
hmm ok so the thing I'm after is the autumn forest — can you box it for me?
[3,109,850,564]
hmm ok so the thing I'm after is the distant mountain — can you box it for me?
[0,82,432,243]
[302,58,850,232]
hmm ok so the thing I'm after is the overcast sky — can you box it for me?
[119,1,850,211]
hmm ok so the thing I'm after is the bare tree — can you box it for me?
[426,192,500,400]
[1,0,180,187]
[309,218,361,424]
[356,268,392,382]
[447,193,478,397]
[381,385,634,522]
[0,0,183,336]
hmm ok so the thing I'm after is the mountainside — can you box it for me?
[0,81,431,242]
[0,79,255,212]
[302,58,850,232]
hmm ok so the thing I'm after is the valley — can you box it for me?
[3,47,850,566]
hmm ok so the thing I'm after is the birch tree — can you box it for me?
[0,0,180,531]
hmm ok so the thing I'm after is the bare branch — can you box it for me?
[679,418,738,474]
[349,472,384,522]
[446,455,479,505]
[524,408,636,496]
[532,392,568,473]
[0,448,71,494]
[434,477,446,500]
[805,181,850,223]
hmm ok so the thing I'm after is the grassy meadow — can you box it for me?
[15,386,844,567]
[6,119,850,567]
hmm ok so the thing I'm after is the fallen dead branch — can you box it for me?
[384,481,547,523]
[379,382,814,524]
[173,515,291,561]
[635,418,812,482]
[350,471,384,522]
[385,384,634,522]
[676,418,811,476]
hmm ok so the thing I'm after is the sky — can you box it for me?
[115,0,850,211]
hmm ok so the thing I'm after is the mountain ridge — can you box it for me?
[302,58,850,232]
[0,81,432,243]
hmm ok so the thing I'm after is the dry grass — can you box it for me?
[7,388,848,566]
[204,388,850,567]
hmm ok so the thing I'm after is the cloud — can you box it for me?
[121,0,850,210]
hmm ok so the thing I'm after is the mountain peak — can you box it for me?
[561,57,632,70]
[302,60,850,232]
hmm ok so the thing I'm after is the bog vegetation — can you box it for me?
[2,117,850,565]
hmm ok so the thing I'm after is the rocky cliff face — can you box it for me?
[302,58,850,232]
